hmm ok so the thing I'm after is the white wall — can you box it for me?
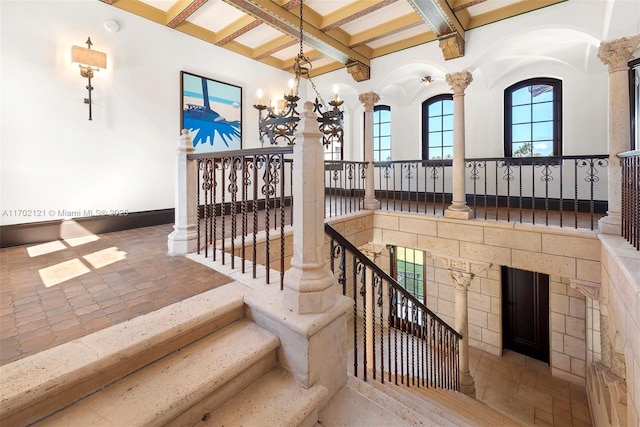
[0,0,291,226]
[311,0,640,162]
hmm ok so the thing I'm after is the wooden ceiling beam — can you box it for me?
[320,0,400,31]
[451,0,486,13]
[406,0,465,59]
[214,15,262,45]
[350,12,424,47]
[166,0,209,28]
[223,0,369,66]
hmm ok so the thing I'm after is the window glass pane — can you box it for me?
[512,87,531,105]
[442,115,453,130]
[532,102,553,121]
[380,122,391,136]
[442,131,453,146]
[374,151,381,162]
[512,124,531,142]
[429,148,442,159]
[380,136,391,150]
[380,150,391,161]
[442,147,453,159]
[373,125,379,137]
[512,142,530,157]
[533,141,552,156]
[442,100,453,115]
[429,116,442,131]
[531,85,553,102]
[428,101,442,115]
[532,122,553,140]
[512,105,531,124]
[379,110,391,122]
[429,132,442,145]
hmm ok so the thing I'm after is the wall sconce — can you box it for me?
[71,37,107,120]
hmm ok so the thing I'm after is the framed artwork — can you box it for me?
[180,71,242,153]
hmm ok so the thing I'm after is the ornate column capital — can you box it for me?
[598,34,640,73]
[432,254,491,291]
[569,278,601,301]
[358,92,380,112]
[445,70,473,95]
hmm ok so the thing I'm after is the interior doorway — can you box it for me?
[502,266,550,363]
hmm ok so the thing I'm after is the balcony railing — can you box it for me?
[620,150,639,250]
[188,146,293,289]
[366,155,609,230]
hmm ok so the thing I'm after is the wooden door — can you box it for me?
[502,266,549,363]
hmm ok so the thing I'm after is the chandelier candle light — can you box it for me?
[253,0,344,147]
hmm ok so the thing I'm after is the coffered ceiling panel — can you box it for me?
[102,0,567,81]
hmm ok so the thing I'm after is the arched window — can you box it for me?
[504,78,562,157]
[373,105,391,161]
[422,95,453,160]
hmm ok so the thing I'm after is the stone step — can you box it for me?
[0,284,247,426]
[199,368,327,427]
[34,318,280,426]
[406,384,524,426]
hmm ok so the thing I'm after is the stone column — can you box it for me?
[359,92,381,210]
[597,34,640,235]
[433,255,491,398]
[168,129,198,255]
[283,101,339,314]
[445,71,473,219]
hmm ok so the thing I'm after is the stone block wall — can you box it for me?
[369,210,601,385]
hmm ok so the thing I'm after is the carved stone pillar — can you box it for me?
[359,92,381,210]
[168,129,197,255]
[597,34,640,235]
[283,102,338,314]
[444,71,473,219]
[433,255,491,398]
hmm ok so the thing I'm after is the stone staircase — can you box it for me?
[0,284,326,427]
[319,375,525,426]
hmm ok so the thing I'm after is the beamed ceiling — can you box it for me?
[100,0,567,81]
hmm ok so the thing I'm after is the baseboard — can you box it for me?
[0,209,175,248]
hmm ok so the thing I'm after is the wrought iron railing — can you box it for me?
[374,160,452,214]
[324,160,368,218]
[188,146,294,289]
[366,155,608,230]
[465,155,608,229]
[325,223,461,391]
[620,150,639,250]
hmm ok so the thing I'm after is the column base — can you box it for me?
[167,225,197,255]
[460,371,476,398]
[283,265,338,314]
[598,213,621,235]
[362,198,380,210]
[444,206,473,220]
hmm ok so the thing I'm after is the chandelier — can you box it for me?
[253,0,344,148]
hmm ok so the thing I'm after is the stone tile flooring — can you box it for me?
[470,347,592,426]
[0,223,232,365]
[1,222,592,426]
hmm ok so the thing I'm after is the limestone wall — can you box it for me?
[369,210,602,385]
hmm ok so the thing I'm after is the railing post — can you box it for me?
[168,129,197,255]
[597,34,640,235]
[433,255,491,398]
[283,102,338,314]
[444,71,474,219]
[359,92,381,210]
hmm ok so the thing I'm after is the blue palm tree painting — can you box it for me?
[182,72,242,152]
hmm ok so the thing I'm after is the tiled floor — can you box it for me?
[0,223,232,365]
[470,347,592,426]
[1,221,592,426]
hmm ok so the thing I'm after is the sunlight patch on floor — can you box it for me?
[38,259,91,287]
[26,241,67,257]
[83,247,127,269]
